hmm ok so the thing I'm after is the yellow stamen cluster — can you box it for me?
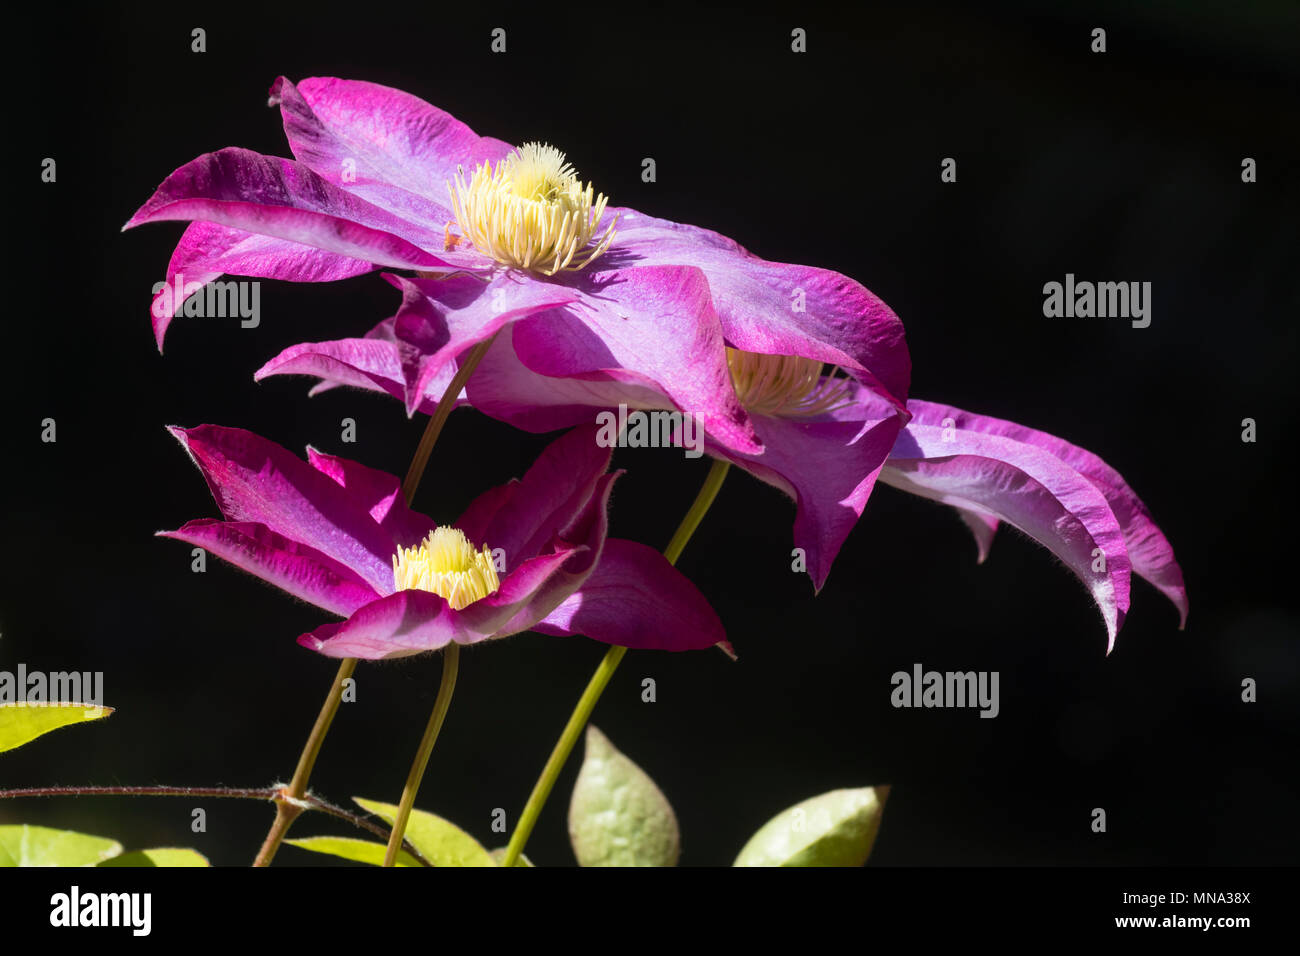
[392,527,501,611]
[726,347,855,418]
[448,142,617,275]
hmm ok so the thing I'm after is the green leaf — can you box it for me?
[568,725,680,867]
[284,836,420,867]
[490,847,534,867]
[353,798,495,867]
[99,848,209,867]
[0,824,123,867]
[733,786,891,867]
[0,703,113,754]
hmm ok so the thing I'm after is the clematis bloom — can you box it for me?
[275,333,1185,648]
[160,424,725,659]
[125,76,912,462]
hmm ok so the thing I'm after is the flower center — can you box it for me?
[726,348,855,418]
[448,142,618,275]
[392,526,501,610]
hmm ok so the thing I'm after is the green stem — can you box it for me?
[499,458,731,867]
[381,643,460,866]
[252,333,495,867]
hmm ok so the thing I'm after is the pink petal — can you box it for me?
[271,76,513,220]
[881,417,1134,651]
[906,399,1187,628]
[125,148,479,271]
[708,404,902,592]
[600,209,911,409]
[533,538,727,652]
[148,220,376,350]
[512,264,762,454]
[168,424,403,594]
[159,519,379,617]
[306,447,434,545]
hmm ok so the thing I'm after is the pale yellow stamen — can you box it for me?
[392,526,501,611]
[726,347,855,418]
[448,142,618,275]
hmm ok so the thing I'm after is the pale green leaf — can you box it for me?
[99,847,209,867]
[284,836,419,867]
[733,786,891,867]
[568,725,679,867]
[0,703,113,753]
[0,824,122,867]
[353,798,495,867]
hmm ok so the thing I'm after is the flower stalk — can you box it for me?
[500,458,731,867]
[251,334,495,867]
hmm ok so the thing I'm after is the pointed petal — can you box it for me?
[270,76,513,219]
[168,424,402,593]
[158,519,379,616]
[456,424,612,565]
[906,399,1186,627]
[709,401,902,592]
[124,148,479,271]
[533,538,726,651]
[956,509,999,564]
[881,418,1133,651]
[306,447,434,545]
[254,317,457,411]
[600,209,910,409]
[513,264,762,454]
[148,220,375,350]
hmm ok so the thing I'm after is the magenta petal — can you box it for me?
[298,545,584,659]
[149,220,376,350]
[159,519,379,617]
[306,447,434,545]
[600,209,911,409]
[513,264,763,455]
[456,424,613,567]
[905,399,1187,627]
[384,272,581,416]
[956,509,1000,564]
[169,424,401,593]
[254,317,461,411]
[125,148,469,271]
[533,538,726,651]
[709,404,902,592]
[465,325,679,434]
[881,419,1134,651]
[271,76,513,219]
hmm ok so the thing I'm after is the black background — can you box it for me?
[4,1,1297,870]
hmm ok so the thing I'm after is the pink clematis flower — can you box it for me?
[160,424,725,659]
[124,76,912,462]
[276,336,1184,647]
[262,311,904,591]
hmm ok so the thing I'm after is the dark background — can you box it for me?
[3,1,1297,867]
